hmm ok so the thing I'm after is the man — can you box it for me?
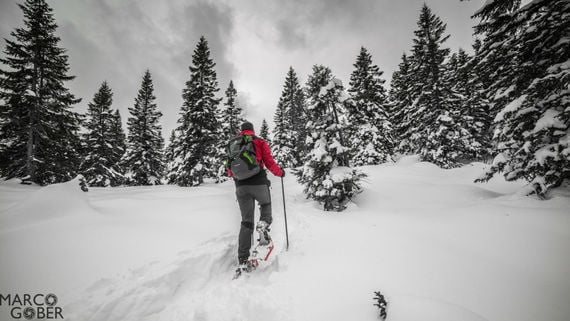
[227,121,284,272]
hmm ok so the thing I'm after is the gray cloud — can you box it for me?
[0,1,22,42]
[249,0,383,50]
[1,0,239,138]
[275,19,308,50]
[168,1,236,88]
[1,0,484,137]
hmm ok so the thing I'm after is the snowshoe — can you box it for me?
[233,261,256,279]
[233,224,275,280]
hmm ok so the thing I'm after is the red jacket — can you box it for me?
[228,130,283,178]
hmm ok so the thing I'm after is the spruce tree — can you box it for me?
[389,53,415,155]
[448,48,492,161]
[0,0,81,184]
[406,4,462,168]
[297,65,364,211]
[164,130,176,177]
[475,0,570,197]
[110,109,127,172]
[213,80,243,183]
[220,80,244,139]
[472,0,522,122]
[287,68,308,165]
[259,119,270,142]
[123,70,165,185]
[272,67,306,168]
[167,36,222,186]
[346,47,394,165]
[80,82,124,187]
[272,98,296,168]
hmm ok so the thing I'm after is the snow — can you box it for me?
[329,166,360,183]
[437,113,453,123]
[474,0,497,16]
[494,95,528,122]
[1,159,569,321]
[494,85,515,100]
[534,144,558,165]
[532,109,565,133]
[547,58,570,73]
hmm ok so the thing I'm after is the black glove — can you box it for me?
[281,171,286,178]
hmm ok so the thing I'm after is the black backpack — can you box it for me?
[226,135,261,180]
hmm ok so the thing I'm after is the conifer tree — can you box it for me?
[346,47,394,165]
[272,98,295,168]
[0,0,81,184]
[471,0,522,122]
[287,68,308,165]
[259,119,270,142]
[164,130,176,175]
[448,48,491,161]
[220,80,244,139]
[272,67,306,168]
[123,70,165,185]
[80,82,124,187]
[214,80,243,183]
[475,0,570,197]
[167,36,222,186]
[404,4,462,168]
[297,65,364,211]
[390,53,415,155]
[110,109,127,171]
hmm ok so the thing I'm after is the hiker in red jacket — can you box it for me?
[228,121,284,270]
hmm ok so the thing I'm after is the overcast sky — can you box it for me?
[0,0,485,138]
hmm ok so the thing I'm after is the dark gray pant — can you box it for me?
[236,184,272,262]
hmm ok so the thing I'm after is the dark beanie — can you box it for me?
[241,121,254,131]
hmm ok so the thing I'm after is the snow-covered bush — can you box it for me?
[297,66,365,211]
[373,291,388,320]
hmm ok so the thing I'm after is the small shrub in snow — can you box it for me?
[373,291,388,320]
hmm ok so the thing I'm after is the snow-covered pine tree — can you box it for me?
[346,47,394,165]
[0,0,82,185]
[259,119,270,142]
[167,36,222,186]
[213,80,244,183]
[123,70,165,186]
[297,65,365,211]
[449,47,492,161]
[220,80,244,140]
[80,82,124,187]
[287,68,308,165]
[164,130,176,176]
[407,4,463,168]
[272,98,295,168]
[389,53,415,155]
[475,0,570,197]
[110,109,127,174]
[441,51,474,163]
[272,67,306,168]
[471,0,522,123]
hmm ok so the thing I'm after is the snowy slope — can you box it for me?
[1,157,569,321]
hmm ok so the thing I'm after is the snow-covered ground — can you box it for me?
[1,157,569,321]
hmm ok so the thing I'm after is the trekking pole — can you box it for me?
[281,176,290,251]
